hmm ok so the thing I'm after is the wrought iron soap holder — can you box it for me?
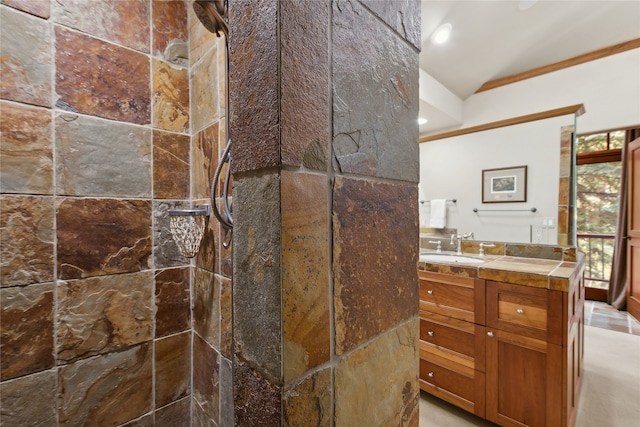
[168,205,210,258]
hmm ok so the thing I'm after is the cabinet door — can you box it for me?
[487,280,563,345]
[486,329,563,427]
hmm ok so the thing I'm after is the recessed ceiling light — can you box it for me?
[418,118,428,125]
[519,0,538,10]
[430,23,452,45]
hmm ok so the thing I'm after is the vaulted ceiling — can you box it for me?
[419,0,640,134]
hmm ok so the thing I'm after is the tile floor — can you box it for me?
[584,300,640,335]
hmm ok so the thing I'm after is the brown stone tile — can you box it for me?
[0,195,54,287]
[335,320,419,427]
[332,0,419,182]
[121,413,154,427]
[360,0,421,49]
[56,198,152,279]
[156,331,191,408]
[1,0,50,18]
[193,268,220,348]
[192,122,218,200]
[0,369,56,426]
[58,343,152,426]
[191,46,222,133]
[479,268,550,289]
[57,272,153,363]
[0,101,53,194]
[505,243,564,260]
[0,283,54,380]
[233,173,282,379]
[153,130,190,199]
[558,205,568,234]
[282,171,330,381]
[234,356,281,426]
[229,0,280,173]
[153,58,190,132]
[333,177,419,354]
[55,26,151,124]
[154,200,191,268]
[558,176,569,205]
[196,214,216,273]
[0,7,52,107]
[55,113,152,197]
[52,0,149,52]
[283,368,331,426]
[156,397,191,427]
[153,0,188,60]
[219,275,233,358]
[193,333,220,425]
[280,0,329,170]
[155,267,190,338]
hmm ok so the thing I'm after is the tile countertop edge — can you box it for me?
[419,252,585,292]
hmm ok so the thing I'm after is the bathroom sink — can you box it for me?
[419,253,485,264]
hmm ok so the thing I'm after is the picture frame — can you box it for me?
[482,165,527,203]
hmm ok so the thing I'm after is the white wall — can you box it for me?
[462,49,640,134]
[419,114,575,244]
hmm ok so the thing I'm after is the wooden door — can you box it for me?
[628,137,640,321]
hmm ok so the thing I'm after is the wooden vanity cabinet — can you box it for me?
[485,281,565,427]
[419,270,584,427]
[419,271,486,417]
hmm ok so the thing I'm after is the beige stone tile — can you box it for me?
[152,58,190,132]
[282,171,330,381]
[0,101,53,194]
[52,0,149,52]
[0,195,54,287]
[335,319,420,426]
[0,7,52,107]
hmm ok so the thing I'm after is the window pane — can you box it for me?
[609,131,625,149]
[576,161,621,234]
[577,133,608,153]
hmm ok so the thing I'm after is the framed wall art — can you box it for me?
[482,165,527,203]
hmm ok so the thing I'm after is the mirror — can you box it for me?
[419,111,578,245]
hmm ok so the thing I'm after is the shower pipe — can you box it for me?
[194,0,233,248]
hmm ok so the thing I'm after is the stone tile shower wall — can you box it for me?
[0,1,228,425]
[229,0,421,425]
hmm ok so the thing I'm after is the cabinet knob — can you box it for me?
[428,372,434,378]
[427,290,433,295]
[487,331,494,337]
[428,330,434,337]
[516,308,524,314]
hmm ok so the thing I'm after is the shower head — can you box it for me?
[193,0,228,38]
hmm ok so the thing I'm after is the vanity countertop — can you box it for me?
[419,251,585,292]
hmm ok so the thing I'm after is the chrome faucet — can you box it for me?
[451,232,474,255]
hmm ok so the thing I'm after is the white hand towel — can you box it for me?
[429,199,447,229]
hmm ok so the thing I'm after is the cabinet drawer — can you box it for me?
[421,317,475,358]
[420,358,485,418]
[487,281,563,344]
[419,271,485,324]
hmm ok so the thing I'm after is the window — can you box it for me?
[576,131,623,296]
